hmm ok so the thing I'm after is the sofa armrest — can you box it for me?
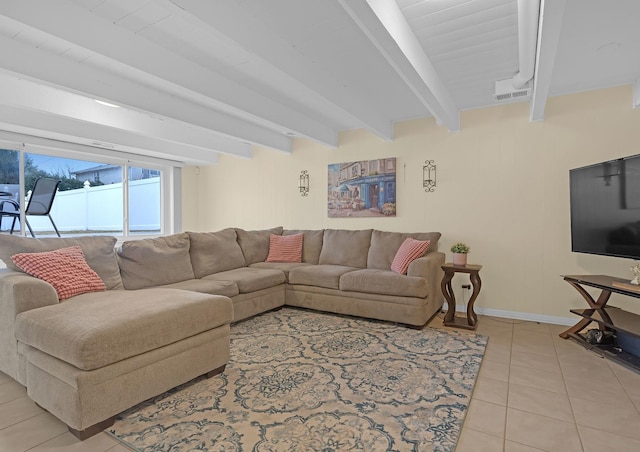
[0,270,59,318]
[0,269,59,380]
[407,251,445,305]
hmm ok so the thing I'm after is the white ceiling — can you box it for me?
[0,0,638,165]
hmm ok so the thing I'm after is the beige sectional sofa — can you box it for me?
[0,227,444,439]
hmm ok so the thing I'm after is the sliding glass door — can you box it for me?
[1,148,163,237]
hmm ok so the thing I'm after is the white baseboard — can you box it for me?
[442,303,575,326]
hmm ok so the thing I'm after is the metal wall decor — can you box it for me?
[423,160,436,192]
[299,170,310,196]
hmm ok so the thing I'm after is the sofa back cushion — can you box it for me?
[367,230,441,270]
[318,229,372,268]
[283,229,324,264]
[236,227,283,265]
[117,233,195,289]
[187,228,246,278]
[0,234,123,290]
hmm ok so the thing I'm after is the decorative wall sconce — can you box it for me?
[299,170,310,196]
[423,160,436,192]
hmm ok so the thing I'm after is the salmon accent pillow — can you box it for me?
[11,246,106,300]
[390,238,431,274]
[266,233,303,263]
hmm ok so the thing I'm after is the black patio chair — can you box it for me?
[0,178,61,237]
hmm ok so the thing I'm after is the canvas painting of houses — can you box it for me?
[328,158,396,218]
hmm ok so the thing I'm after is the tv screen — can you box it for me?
[570,154,640,260]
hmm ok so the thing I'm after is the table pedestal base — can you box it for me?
[441,263,482,331]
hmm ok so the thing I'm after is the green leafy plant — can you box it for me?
[450,242,470,254]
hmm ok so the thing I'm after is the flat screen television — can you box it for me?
[570,153,640,260]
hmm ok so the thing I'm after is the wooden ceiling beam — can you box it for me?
[530,0,567,121]
[339,0,460,132]
[169,0,394,141]
[0,0,338,148]
[0,105,223,165]
[0,71,252,159]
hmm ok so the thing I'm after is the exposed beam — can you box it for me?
[0,72,252,159]
[169,0,394,141]
[339,0,460,132]
[0,35,286,154]
[530,0,567,121]
[0,105,222,165]
[0,130,196,167]
[0,0,338,148]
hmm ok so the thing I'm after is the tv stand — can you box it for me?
[561,275,640,372]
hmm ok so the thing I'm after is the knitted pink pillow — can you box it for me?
[11,246,106,300]
[390,238,431,274]
[266,233,303,263]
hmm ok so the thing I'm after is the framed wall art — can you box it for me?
[327,157,396,218]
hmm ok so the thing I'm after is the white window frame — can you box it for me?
[0,133,181,238]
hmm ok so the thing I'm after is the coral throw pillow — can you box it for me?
[266,233,303,263]
[390,238,431,275]
[11,246,106,300]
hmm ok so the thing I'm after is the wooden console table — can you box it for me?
[441,263,482,330]
[561,274,640,371]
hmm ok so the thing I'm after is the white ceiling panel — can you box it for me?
[551,0,640,96]
[0,0,636,164]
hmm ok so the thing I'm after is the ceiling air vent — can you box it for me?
[494,79,531,102]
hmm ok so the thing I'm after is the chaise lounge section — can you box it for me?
[15,288,231,439]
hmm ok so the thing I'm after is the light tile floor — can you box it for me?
[439,315,640,452]
[1,313,639,451]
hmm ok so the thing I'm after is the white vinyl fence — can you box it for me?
[1,178,160,234]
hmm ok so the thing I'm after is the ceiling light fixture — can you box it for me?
[94,99,121,108]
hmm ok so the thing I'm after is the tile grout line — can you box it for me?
[605,359,640,416]
[503,321,513,451]
[23,430,69,452]
[552,330,586,452]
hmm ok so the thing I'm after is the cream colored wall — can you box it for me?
[183,85,640,322]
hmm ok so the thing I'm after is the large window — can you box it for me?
[1,146,170,238]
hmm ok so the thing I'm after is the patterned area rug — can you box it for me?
[108,308,487,451]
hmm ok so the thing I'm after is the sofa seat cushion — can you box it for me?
[250,262,311,280]
[155,279,239,297]
[14,288,232,371]
[203,267,285,294]
[339,269,428,298]
[288,264,359,290]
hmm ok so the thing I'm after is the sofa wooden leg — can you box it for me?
[205,364,226,379]
[68,416,115,441]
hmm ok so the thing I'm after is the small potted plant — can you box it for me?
[451,242,470,266]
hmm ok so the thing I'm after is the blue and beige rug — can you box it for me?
[108,308,487,451]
